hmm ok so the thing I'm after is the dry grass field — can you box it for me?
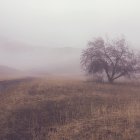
[0,77,140,140]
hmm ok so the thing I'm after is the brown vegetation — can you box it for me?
[0,78,140,140]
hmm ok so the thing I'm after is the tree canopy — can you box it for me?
[81,37,140,83]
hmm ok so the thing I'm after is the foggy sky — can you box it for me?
[0,0,140,70]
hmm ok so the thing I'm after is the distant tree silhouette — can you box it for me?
[81,37,140,83]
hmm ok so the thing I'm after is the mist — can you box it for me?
[0,38,81,74]
[0,0,140,75]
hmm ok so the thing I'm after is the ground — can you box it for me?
[0,77,140,140]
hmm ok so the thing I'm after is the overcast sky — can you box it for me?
[0,0,140,70]
[0,0,140,48]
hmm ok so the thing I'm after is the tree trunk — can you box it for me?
[108,78,114,84]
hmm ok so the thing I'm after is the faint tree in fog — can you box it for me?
[81,37,140,83]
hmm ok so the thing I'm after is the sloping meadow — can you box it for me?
[0,78,140,140]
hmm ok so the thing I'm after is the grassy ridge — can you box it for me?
[0,78,140,140]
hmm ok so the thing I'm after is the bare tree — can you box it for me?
[81,37,140,83]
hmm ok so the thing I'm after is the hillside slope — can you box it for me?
[0,78,140,140]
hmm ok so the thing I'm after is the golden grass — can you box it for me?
[0,77,140,140]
